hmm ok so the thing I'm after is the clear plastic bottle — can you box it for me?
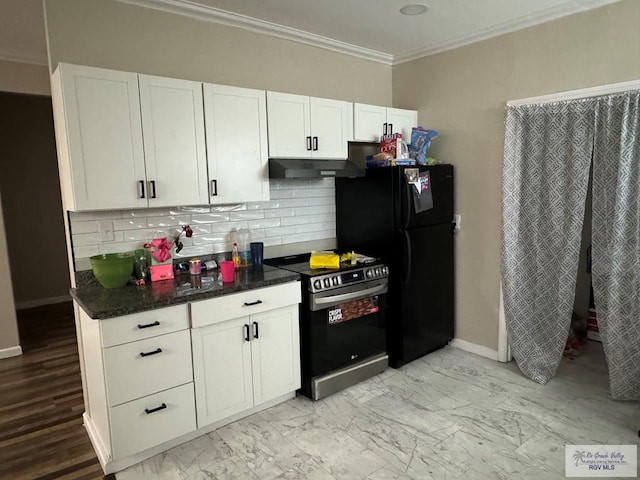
[232,243,240,269]
[237,228,251,267]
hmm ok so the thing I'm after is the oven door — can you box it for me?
[306,280,387,378]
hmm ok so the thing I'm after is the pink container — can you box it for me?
[220,261,235,283]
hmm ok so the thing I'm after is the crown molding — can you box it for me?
[392,0,624,65]
[393,2,588,65]
[0,48,48,66]
[117,0,624,67]
[118,0,393,65]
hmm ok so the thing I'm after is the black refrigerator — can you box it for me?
[335,164,454,368]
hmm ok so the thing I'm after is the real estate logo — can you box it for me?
[565,445,637,477]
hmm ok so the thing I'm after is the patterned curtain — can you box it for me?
[502,100,595,384]
[591,91,640,400]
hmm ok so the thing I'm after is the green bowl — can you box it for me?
[90,253,135,288]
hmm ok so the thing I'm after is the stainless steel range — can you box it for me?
[265,254,389,400]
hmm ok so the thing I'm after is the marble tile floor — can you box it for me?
[118,342,639,479]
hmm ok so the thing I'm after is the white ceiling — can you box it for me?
[0,0,624,66]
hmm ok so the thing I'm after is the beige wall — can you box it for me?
[392,0,640,350]
[0,93,70,306]
[44,0,391,104]
[0,194,20,351]
[0,60,50,96]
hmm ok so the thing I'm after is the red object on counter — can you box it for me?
[150,264,174,282]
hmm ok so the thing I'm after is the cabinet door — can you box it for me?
[386,107,418,143]
[54,64,147,210]
[266,92,311,158]
[250,305,301,405]
[139,75,208,207]
[204,84,269,204]
[353,103,387,142]
[191,317,253,428]
[309,97,353,159]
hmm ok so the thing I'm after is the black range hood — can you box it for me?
[268,158,365,179]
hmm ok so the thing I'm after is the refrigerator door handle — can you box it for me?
[403,182,412,229]
[402,229,412,285]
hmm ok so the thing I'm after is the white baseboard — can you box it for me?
[450,338,499,361]
[0,346,23,359]
[15,295,71,310]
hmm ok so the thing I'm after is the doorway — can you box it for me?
[0,92,70,310]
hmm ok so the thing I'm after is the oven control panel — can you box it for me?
[310,265,389,293]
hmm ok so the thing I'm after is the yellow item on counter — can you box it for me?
[340,251,357,265]
[309,251,340,269]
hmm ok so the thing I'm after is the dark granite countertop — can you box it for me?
[71,265,300,319]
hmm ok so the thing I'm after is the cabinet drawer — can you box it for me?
[104,330,193,406]
[100,305,189,347]
[190,282,301,328]
[110,383,196,459]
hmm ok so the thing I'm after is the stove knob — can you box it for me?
[375,267,381,276]
[313,280,322,290]
[382,266,388,275]
[366,269,373,278]
[323,278,331,288]
[332,277,338,286]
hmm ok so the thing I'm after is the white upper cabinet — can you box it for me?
[266,92,311,158]
[138,75,208,207]
[353,103,418,143]
[386,107,419,143]
[52,64,147,211]
[52,64,210,211]
[353,103,387,142]
[203,84,269,204]
[267,92,352,159]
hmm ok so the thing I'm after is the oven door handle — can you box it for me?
[310,283,388,311]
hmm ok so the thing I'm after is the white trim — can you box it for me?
[497,283,512,363]
[394,2,588,65]
[507,80,640,106]
[118,0,622,66]
[450,338,499,361]
[15,295,71,310]
[118,0,393,65]
[0,346,23,359]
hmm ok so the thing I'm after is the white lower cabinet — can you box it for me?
[191,286,301,428]
[77,304,195,465]
[75,281,301,474]
[110,383,196,459]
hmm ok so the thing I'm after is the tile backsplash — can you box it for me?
[70,179,336,271]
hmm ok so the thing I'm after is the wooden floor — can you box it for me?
[0,302,106,480]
